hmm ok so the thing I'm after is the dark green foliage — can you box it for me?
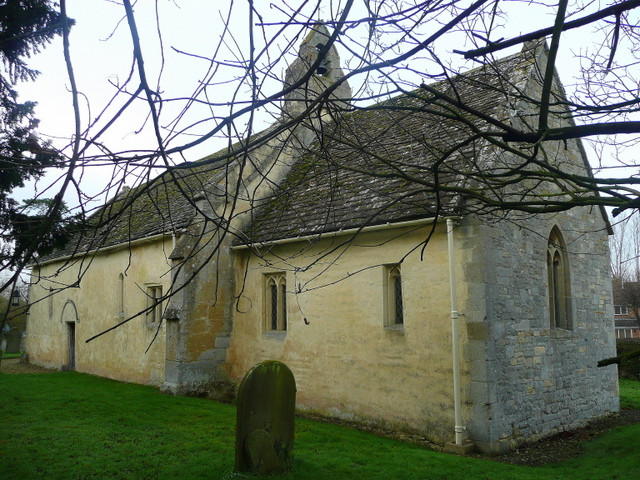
[0,0,66,82]
[0,1,72,267]
[6,197,82,266]
[616,340,640,380]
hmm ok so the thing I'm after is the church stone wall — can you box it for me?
[162,118,323,397]
[462,206,618,453]
[229,223,471,444]
[27,237,172,386]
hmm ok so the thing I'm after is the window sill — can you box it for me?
[548,327,575,338]
[384,324,405,333]
[263,331,287,340]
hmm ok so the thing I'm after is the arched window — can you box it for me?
[117,273,125,317]
[265,273,287,332]
[384,264,404,326]
[47,287,54,320]
[547,227,572,330]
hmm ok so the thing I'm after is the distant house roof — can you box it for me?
[611,278,640,336]
[613,279,625,306]
[613,279,640,305]
[616,318,639,329]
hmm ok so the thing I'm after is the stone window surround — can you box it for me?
[145,284,163,327]
[547,226,573,330]
[47,287,54,320]
[116,272,125,320]
[264,272,287,333]
[383,263,404,329]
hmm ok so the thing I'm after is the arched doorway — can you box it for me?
[60,301,79,370]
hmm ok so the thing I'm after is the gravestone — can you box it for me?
[235,360,296,475]
[6,328,21,354]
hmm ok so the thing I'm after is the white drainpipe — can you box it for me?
[447,218,464,445]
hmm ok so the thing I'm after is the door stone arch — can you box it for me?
[60,300,79,324]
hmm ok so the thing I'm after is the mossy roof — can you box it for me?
[244,45,540,243]
[39,160,227,262]
[42,42,547,260]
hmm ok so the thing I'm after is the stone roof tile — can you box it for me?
[41,42,542,260]
[39,161,225,261]
[245,47,536,243]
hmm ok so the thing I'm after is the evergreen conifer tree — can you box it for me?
[0,1,74,267]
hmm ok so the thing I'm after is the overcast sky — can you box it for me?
[14,1,626,210]
[17,1,270,207]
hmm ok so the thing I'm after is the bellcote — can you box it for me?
[282,22,352,119]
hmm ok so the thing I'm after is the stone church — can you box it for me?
[26,24,618,453]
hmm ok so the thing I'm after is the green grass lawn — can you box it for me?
[1,372,639,480]
[1,351,22,359]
